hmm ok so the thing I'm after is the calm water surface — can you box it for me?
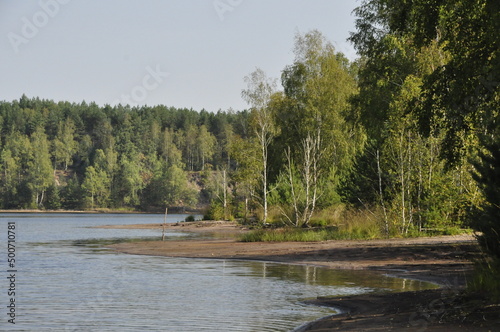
[1,213,437,331]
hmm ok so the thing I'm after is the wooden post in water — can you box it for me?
[162,207,168,241]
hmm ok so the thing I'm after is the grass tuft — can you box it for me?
[239,225,382,242]
[468,259,500,302]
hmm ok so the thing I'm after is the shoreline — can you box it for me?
[104,221,498,331]
[105,221,478,286]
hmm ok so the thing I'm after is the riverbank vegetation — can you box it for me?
[1,0,498,292]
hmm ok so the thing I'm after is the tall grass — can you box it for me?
[240,228,334,242]
[468,259,500,301]
[240,204,472,242]
[240,207,384,242]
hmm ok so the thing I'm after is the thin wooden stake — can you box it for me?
[162,207,168,241]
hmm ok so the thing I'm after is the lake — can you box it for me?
[1,213,436,331]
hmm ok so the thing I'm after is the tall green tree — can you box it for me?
[0,148,20,208]
[52,118,77,170]
[161,127,183,167]
[28,127,53,207]
[230,135,261,220]
[196,125,216,170]
[241,68,277,222]
[117,153,145,207]
[348,1,486,236]
[0,132,32,208]
[183,125,197,171]
[142,161,197,208]
[82,165,110,209]
[273,30,364,222]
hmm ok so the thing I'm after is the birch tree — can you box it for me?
[277,30,364,207]
[52,118,77,171]
[28,127,53,207]
[241,68,277,222]
[284,132,322,227]
[196,125,216,170]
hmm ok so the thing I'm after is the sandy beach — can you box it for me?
[102,221,499,331]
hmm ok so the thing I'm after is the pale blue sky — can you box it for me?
[1,0,359,112]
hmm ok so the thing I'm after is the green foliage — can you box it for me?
[184,215,196,222]
[240,205,384,242]
[472,140,500,259]
[28,127,53,207]
[308,205,345,227]
[264,30,366,227]
[196,125,217,170]
[268,166,297,206]
[141,162,198,209]
[52,118,77,170]
[240,223,381,243]
[116,154,145,207]
[82,166,110,209]
[240,228,337,242]
[45,184,61,210]
[229,135,260,218]
[468,259,500,302]
[275,30,364,177]
[348,4,500,305]
[203,201,226,221]
[242,67,278,222]
[0,96,250,210]
[0,147,20,208]
[347,1,485,237]
[336,208,383,239]
[61,177,85,210]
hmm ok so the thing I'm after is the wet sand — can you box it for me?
[102,221,499,331]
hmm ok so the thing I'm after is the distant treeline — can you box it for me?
[0,95,249,211]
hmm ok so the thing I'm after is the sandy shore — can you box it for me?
[103,221,499,331]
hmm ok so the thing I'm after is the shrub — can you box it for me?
[239,205,384,242]
[241,227,342,242]
[468,259,500,301]
[203,201,229,221]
